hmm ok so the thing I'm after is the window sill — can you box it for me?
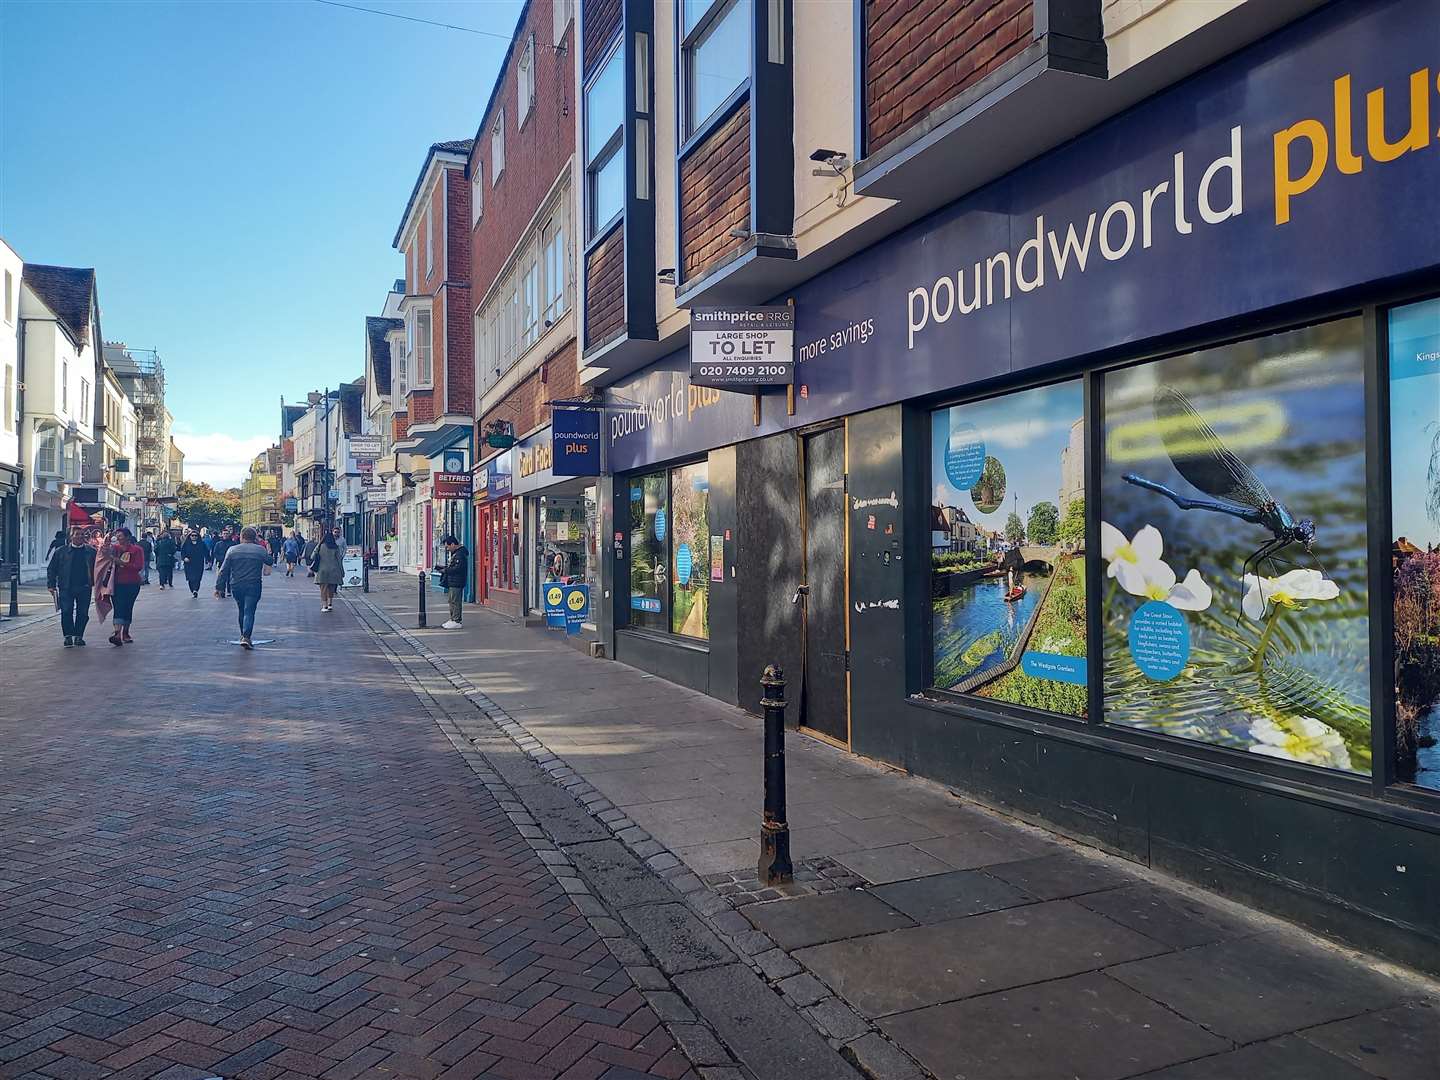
[617,625,710,654]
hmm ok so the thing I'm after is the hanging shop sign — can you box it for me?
[552,410,601,477]
[605,0,1440,473]
[433,472,472,499]
[283,496,299,511]
[348,435,383,459]
[689,306,795,389]
[472,450,513,503]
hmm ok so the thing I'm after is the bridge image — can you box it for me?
[1018,543,1064,569]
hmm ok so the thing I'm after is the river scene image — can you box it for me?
[931,381,1088,717]
[1102,318,1371,774]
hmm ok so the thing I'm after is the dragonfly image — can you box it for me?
[1123,387,1316,582]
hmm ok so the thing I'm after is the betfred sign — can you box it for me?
[433,472,471,499]
[690,306,795,389]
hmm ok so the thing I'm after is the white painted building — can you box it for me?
[0,240,22,573]
[17,265,100,580]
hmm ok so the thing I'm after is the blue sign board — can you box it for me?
[604,0,1440,473]
[542,582,568,629]
[553,408,601,476]
[562,583,590,635]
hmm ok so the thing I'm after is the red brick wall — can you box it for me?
[866,0,1033,154]
[445,170,473,416]
[469,2,576,309]
[583,0,622,76]
[679,102,750,283]
[480,340,580,441]
[585,227,625,349]
[392,413,409,441]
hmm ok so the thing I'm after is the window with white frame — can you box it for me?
[492,110,506,181]
[585,44,624,237]
[407,306,433,388]
[553,0,573,44]
[424,210,434,279]
[391,336,408,409]
[522,251,540,350]
[518,35,535,127]
[541,207,569,326]
[3,270,11,325]
[681,0,751,137]
[61,361,68,414]
[80,379,90,425]
[36,429,58,475]
[3,365,13,432]
[472,162,484,225]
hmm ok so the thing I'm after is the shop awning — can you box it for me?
[394,415,471,458]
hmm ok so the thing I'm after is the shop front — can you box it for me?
[598,0,1440,971]
[512,423,603,650]
[472,449,519,615]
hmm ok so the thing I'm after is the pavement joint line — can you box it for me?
[346,591,909,1080]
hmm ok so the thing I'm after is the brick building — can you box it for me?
[464,0,580,618]
[390,140,474,577]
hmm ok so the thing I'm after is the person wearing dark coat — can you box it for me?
[47,527,96,647]
[154,531,178,589]
[211,527,236,597]
[180,530,207,597]
[139,532,155,585]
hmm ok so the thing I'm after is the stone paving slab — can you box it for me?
[795,899,1170,1018]
[1295,1000,1440,1080]
[879,972,1230,1080]
[742,890,913,950]
[869,868,1035,923]
[1132,1035,1379,1080]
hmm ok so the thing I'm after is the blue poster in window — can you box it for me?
[654,508,667,543]
[675,542,692,585]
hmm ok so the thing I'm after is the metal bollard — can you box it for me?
[418,569,427,628]
[7,571,17,618]
[758,664,794,885]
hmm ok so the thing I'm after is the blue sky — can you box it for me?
[1,0,522,487]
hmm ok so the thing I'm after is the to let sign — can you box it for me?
[552,409,601,476]
[348,435,383,459]
[690,305,795,389]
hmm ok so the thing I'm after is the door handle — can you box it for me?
[791,584,809,605]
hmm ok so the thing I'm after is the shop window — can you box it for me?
[670,462,710,639]
[1101,317,1370,775]
[534,489,599,611]
[1388,295,1440,791]
[930,380,1087,717]
[629,472,668,631]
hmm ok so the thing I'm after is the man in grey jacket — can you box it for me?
[215,526,271,648]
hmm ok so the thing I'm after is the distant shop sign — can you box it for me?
[348,435,383,459]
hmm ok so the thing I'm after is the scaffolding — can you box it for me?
[106,346,167,498]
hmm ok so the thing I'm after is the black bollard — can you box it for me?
[7,570,17,618]
[758,664,794,885]
[418,569,427,628]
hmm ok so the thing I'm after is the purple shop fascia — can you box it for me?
[604,0,1440,473]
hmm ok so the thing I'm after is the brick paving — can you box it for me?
[0,573,692,1080]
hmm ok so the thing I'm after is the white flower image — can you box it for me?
[1248,715,1353,771]
[1102,522,1213,611]
[1242,568,1340,622]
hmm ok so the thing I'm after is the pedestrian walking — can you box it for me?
[282,532,302,576]
[211,526,235,598]
[439,534,467,629]
[46,526,96,648]
[139,531,155,586]
[154,530,178,589]
[105,527,145,646]
[309,525,344,612]
[180,529,206,597]
[45,529,66,562]
[201,528,215,567]
[215,525,271,648]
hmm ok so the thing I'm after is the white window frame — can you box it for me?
[61,361,68,414]
[472,161,484,225]
[80,379,90,425]
[408,304,434,388]
[36,429,58,475]
[681,0,752,138]
[3,269,11,325]
[541,205,570,327]
[553,0,573,45]
[3,364,13,432]
[424,210,434,279]
[492,110,506,182]
[518,35,536,128]
[584,43,624,239]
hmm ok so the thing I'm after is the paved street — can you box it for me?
[0,573,694,1080]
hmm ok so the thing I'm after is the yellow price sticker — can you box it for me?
[566,589,587,612]
[546,586,564,607]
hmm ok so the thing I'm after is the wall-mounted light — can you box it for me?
[809,148,851,177]
[657,268,676,285]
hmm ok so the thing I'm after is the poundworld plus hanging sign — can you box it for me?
[689,306,794,389]
[552,409,601,476]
